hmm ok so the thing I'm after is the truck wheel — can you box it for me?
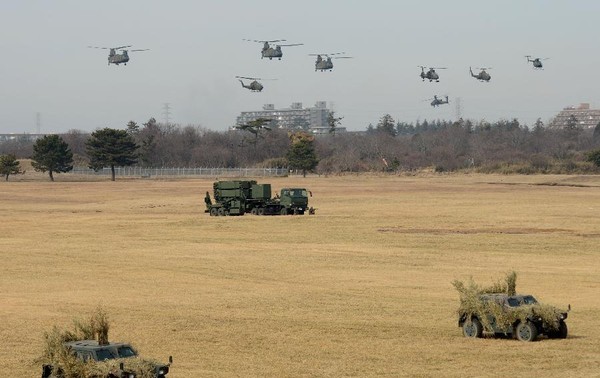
[251,208,258,215]
[280,208,288,215]
[257,208,265,216]
[217,208,226,216]
[516,321,538,342]
[549,320,568,339]
[210,208,218,216]
[462,318,483,338]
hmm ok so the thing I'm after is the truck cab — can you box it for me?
[279,188,310,215]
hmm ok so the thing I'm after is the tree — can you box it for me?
[586,149,600,167]
[376,114,396,136]
[86,128,138,181]
[31,135,73,181]
[327,111,343,136]
[0,154,23,181]
[286,132,319,177]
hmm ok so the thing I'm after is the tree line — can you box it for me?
[2,114,600,181]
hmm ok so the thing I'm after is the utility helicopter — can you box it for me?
[425,95,449,107]
[243,39,303,60]
[87,45,149,66]
[419,66,447,82]
[525,56,549,69]
[470,67,492,82]
[309,53,352,72]
[235,76,276,92]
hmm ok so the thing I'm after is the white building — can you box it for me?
[235,101,346,135]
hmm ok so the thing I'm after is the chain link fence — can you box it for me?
[68,167,288,178]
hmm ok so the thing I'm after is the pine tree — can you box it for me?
[0,154,23,181]
[31,135,73,181]
[86,128,138,181]
[286,133,318,177]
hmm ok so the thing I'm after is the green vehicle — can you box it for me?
[205,180,310,216]
[458,293,569,342]
[42,339,172,377]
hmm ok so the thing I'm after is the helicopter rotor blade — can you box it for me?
[279,43,304,47]
[243,39,286,43]
[87,46,110,49]
[129,49,149,52]
[113,45,132,50]
[334,56,353,59]
[431,67,448,70]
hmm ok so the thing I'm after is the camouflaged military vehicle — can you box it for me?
[41,339,172,378]
[458,293,569,342]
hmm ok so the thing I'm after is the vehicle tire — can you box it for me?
[217,207,226,216]
[250,208,258,215]
[462,318,483,339]
[552,321,568,339]
[210,207,218,217]
[516,321,538,342]
[257,208,265,216]
[280,208,288,215]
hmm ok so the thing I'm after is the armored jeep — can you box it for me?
[458,293,568,342]
[41,340,172,378]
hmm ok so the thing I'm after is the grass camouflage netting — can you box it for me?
[452,271,564,332]
[38,306,164,378]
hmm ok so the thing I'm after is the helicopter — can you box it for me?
[243,39,303,60]
[87,45,149,65]
[233,118,273,147]
[470,67,492,82]
[309,53,352,72]
[235,76,276,92]
[425,95,449,107]
[419,66,447,82]
[525,55,549,69]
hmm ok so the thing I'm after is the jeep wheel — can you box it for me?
[217,207,227,216]
[257,208,265,216]
[549,320,568,339]
[250,208,258,215]
[463,318,483,338]
[280,208,288,215]
[210,207,218,216]
[516,321,538,342]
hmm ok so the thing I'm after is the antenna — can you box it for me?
[162,103,171,125]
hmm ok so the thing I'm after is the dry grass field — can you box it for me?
[1,172,600,377]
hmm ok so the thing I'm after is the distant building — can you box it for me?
[0,133,46,142]
[235,101,347,135]
[550,103,600,130]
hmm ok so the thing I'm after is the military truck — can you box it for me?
[42,339,172,378]
[205,180,310,216]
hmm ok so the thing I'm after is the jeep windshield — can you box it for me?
[507,295,538,307]
[96,348,117,361]
[117,346,137,358]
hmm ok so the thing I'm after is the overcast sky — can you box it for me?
[1,0,598,134]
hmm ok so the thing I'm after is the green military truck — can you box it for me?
[205,180,310,216]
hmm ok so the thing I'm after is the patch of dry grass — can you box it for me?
[1,174,600,377]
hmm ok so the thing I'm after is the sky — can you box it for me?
[1,0,599,134]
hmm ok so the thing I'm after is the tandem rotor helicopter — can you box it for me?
[87,45,149,66]
[309,53,352,72]
[235,76,276,92]
[425,95,449,107]
[419,66,447,82]
[243,39,303,60]
[525,55,549,69]
[470,67,492,82]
